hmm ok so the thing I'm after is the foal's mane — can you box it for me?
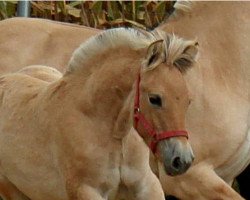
[67,27,197,73]
[67,28,154,72]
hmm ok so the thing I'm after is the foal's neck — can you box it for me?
[65,47,144,138]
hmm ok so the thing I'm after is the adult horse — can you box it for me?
[0,28,197,199]
[0,17,100,74]
[158,1,250,199]
[0,2,249,199]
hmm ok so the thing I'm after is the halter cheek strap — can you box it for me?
[133,74,189,154]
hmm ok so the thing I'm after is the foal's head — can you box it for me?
[135,33,198,176]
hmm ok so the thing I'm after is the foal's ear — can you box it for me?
[142,40,165,71]
[174,42,199,73]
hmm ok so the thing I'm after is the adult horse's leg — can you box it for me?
[159,164,245,200]
[0,174,30,200]
[236,165,250,199]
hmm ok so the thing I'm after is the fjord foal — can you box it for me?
[0,29,197,200]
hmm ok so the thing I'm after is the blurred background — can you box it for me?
[0,1,176,29]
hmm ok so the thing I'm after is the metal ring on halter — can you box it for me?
[134,107,140,113]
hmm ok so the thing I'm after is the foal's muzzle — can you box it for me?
[158,137,194,176]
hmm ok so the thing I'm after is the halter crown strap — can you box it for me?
[133,73,188,154]
[134,73,141,114]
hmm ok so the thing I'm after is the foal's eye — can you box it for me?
[148,94,162,107]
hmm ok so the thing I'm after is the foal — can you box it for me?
[0,28,197,200]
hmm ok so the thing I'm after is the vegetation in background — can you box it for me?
[0,1,176,30]
[0,1,16,19]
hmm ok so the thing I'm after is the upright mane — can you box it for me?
[67,28,155,72]
[67,27,197,74]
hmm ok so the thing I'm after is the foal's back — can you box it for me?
[0,65,62,109]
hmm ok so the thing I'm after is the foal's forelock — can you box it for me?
[144,31,198,73]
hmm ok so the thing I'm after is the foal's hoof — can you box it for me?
[165,195,180,200]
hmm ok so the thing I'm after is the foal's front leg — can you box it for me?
[133,170,165,200]
[66,182,105,200]
[0,174,30,200]
[121,128,165,200]
[77,185,105,200]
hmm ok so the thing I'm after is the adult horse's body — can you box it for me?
[159,1,250,199]
[0,2,250,199]
[0,28,196,199]
[0,18,100,74]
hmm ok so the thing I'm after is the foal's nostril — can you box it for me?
[172,157,181,170]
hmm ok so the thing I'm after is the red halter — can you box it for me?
[133,74,189,154]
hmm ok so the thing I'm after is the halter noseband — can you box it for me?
[133,73,189,154]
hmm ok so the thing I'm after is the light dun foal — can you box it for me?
[0,28,197,200]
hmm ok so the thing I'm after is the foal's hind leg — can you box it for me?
[0,174,30,200]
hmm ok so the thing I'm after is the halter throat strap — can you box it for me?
[133,73,188,153]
